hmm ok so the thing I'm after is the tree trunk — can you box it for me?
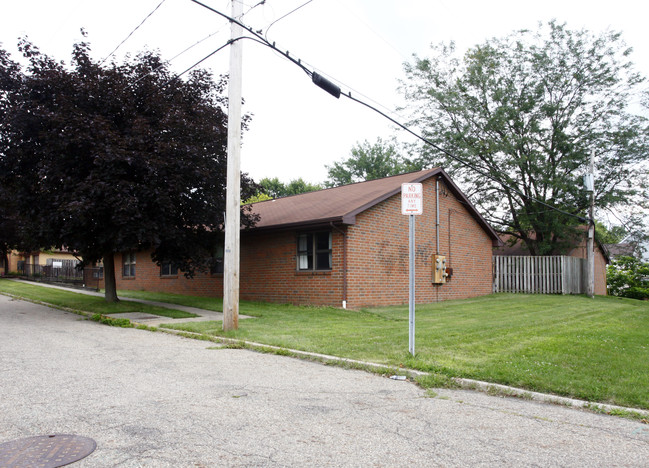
[103,253,119,303]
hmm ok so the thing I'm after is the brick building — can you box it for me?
[111,168,502,308]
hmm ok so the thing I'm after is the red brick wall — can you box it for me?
[112,177,496,307]
[112,251,221,297]
[239,230,344,306]
[345,177,494,308]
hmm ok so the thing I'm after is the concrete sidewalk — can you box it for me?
[6,278,245,326]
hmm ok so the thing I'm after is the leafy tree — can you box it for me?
[0,48,21,269]
[402,21,649,255]
[0,38,258,301]
[607,256,649,300]
[325,137,420,187]
[594,221,627,245]
[243,192,272,204]
[258,177,322,198]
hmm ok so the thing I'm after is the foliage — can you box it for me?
[257,177,322,198]
[607,255,649,300]
[325,137,421,187]
[243,192,272,204]
[0,37,258,301]
[90,313,134,328]
[402,21,649,255]
[594,221,627,245]
[0,49,21,265]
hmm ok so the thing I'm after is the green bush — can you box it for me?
[607,256,649,300]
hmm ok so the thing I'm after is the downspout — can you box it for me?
[436,178,440,255]
[330,222,348,309]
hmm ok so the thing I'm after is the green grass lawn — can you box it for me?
[0,280,197,319]
[2,278,648,410]
[160,293,649,410]
[114,289,224,312]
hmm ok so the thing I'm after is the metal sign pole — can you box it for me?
[402,182,422,357]
[409,214,415,356]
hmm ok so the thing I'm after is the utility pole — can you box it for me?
[223,0,243,331]
[586,151,595,298]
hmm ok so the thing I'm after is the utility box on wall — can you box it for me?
[432,254,447,284]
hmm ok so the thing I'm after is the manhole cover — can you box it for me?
[0,434,96,467]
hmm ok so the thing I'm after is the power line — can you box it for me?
[332,0,409,62]
[100,0,168,65]
[189,0,312,76]
[164,36,269,86]
[132,0,267,84]
[133,25,231,85]
[241,0,267,19]
[188,0,589,223]
[264,0,316,41]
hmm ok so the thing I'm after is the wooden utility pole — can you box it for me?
[223,0,243,331]
[586,151,595,298]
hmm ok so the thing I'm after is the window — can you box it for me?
[297,232,332,271]
[160,261,177,277]
[123,252,136,277]
[210,244,224,274]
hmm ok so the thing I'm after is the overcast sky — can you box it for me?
[2,0,648,188]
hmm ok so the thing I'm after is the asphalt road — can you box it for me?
[1,294,648,467]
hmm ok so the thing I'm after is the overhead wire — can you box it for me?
[133,25,231,85]
[100,0,168,65]
[131,0,267,85]
[187,0,591,223]
[241,0,267,19]
[165,36,269,86]
[264,0,316,41]
[604,207,648,239]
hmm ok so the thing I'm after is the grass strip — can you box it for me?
[0,279,197,318]
[160,293,649,410]
[3,279,649,412]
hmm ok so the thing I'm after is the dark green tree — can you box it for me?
[258,177,322,198]
[402,21,649,255]
[325,137,420,187]
[0,38,258,301]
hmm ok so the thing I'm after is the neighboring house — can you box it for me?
[604,243,637,260]
[109,168,502,308]
[1,248,79,276]
[494,229,610,295]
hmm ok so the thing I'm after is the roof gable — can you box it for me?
[247,168,501,245]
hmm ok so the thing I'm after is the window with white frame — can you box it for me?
[297,231,332,271]
[122,252,136,277]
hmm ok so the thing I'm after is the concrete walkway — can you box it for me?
[6,278,245,326]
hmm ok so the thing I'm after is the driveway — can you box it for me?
[1,294,648,467]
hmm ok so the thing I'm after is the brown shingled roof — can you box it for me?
[247,168,501,246]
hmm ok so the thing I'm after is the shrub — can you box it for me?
[607,256,649,300]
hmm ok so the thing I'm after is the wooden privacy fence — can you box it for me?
[493,255,586,295]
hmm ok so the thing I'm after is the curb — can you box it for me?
[3,290,648,421]
[149,324,649,420]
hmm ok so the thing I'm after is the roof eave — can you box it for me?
[245,216,353,233]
